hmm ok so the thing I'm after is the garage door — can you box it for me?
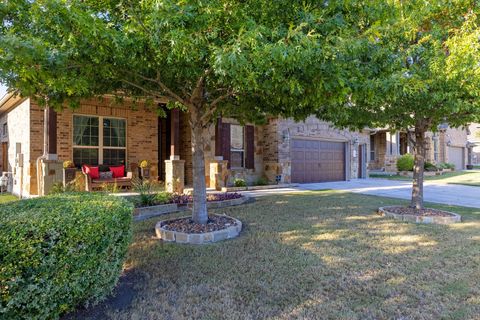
[291,139,346,183]
[448,146,465,170]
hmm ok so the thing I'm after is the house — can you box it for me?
[467,123,480,165]
[0,94,371,197]
[369,126,470,172]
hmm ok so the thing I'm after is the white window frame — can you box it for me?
[72,114,127,165]
[230,124,245,169]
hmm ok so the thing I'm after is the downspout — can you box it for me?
[36,99,49,196]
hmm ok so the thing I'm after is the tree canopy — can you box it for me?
[328,0,480,131]
[0,0,362,121]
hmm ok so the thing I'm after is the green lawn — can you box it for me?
[0,193,18,204]
[69,191,480,319]
[370,170,480,187]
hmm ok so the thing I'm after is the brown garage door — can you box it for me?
[291,139,346,183]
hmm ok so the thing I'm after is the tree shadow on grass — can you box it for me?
[64,191,480,319]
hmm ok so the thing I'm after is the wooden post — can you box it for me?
[170,109,180,159]
[47,107,57,157]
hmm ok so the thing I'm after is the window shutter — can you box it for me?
[245,125,255,169]
[221,123,231,168]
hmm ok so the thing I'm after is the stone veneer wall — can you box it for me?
[266,116,370,183]
[29,98,160,195]
[0,99,32,196]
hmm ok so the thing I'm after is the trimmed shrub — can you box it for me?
[439,162,455,170]
[233,178,247,187]
[397,154,414,171]
[0,193,133,320]
[254,177,269,186]
[424,161,438,172]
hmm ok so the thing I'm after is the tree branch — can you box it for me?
[123,71,189,107]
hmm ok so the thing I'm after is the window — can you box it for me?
[2,123,7,137]
[73,115,126,167]
[230,124,244,168]
[370,135,375,161]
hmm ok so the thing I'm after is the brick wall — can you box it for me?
[29,98,160,194]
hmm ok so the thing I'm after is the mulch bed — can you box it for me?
[384,206,456,217]
[161,215,238,234]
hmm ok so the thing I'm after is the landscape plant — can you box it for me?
[0,193,132,320]
[396,154,414,172]
[233,178,247,188]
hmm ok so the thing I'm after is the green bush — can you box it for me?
[233,178,247,187]
[254,177,269,186]
[397,154,414,171]
[424,161,438,172]
[439,162,455,170]
[0,193,133,320]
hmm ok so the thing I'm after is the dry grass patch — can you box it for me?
[68,191,480,320]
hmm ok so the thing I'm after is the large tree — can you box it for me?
[325,1,480,209]
[0,0,355,223]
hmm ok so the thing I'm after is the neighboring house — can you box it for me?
[468,123,480,165]
[369,126,470,172]
[0,94,371,197]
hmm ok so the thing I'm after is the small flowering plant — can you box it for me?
[139,160,149,169]
[63,160,75,169]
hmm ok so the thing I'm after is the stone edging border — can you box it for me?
[155,214,242,244]
[133,196,253,221]
[378,206,462,224]
[220,184,297,192]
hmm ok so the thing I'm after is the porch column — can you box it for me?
[47,107,58,160]
[210,118,228,190]
[39,107,62,196]
[165,109,185,193]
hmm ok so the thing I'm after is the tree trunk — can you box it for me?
[189,107,208,224]
[411,126,426,209]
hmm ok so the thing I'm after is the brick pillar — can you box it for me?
[209,159,228,190]
[165,109,185,193]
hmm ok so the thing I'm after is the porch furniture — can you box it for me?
[82,165,133,191]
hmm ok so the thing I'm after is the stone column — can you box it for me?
[165,156,185,193]
[165,109,185,193]
[39,108,62,195]
[209,157,228,190]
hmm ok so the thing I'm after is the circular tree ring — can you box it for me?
[378,206,461,224]
[155,214,242,244]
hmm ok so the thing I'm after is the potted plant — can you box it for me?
[63,160,76,187]
[139,160,150,180]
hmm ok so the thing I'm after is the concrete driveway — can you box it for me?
[297,179,480,209]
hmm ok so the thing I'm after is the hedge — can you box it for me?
[0,193,133,320]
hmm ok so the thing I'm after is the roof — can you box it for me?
[0,92,26,116]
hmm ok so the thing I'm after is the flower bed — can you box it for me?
[129,192,242,208]
[378,206,461,224]
[133,194,252,221]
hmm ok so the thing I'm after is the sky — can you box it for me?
[0,84,7,98]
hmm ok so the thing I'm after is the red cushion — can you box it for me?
[82,165,100,179]
[109,166,125,178]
